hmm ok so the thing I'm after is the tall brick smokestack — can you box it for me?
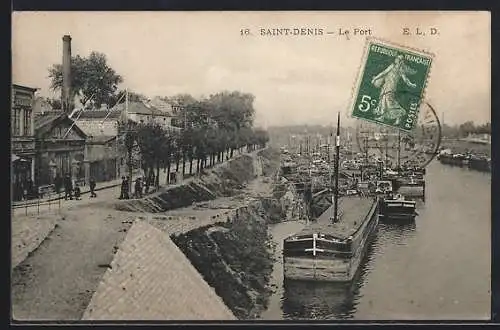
[61,35,72,113]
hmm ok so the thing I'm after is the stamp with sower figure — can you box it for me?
[350,38,434,132]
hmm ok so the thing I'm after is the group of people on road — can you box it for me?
[118,173,156,200]
[53,174,97,201]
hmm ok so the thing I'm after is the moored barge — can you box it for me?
[283,196,379,282]
[379,193,417,220]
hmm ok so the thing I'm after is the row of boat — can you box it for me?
[437,150,491,172]
[280,114,422,283]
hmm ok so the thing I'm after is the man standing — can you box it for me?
[54,173,62,195]
[134,177,142,198]
[89,177,97,198]
[119,176,126,199]
[74,182,82,200]
[124,176,130,199]
[64,174,73,200]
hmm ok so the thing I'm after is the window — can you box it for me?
[12,109,21,136]
[23,110,31,136]
[11,109,16,135]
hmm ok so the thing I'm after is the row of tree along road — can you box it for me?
[119,92,270,188]
[46,51,270,188]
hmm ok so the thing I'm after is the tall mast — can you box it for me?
[332,112,340,224]
[397,130,401,168]
[385,130,389,168]
[329,125,333,220]
[307,133,312,223]
[125,88,129,117]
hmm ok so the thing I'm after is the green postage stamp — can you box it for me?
[350,38,434,132]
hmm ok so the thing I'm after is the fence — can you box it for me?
[12,190,62,216]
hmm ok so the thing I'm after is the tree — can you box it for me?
[475,122,491,134]
[117,120,138,192]
[159,131,176,185]
[254,128,270,148]
[458,121,475,137]
[111,90,149,105]
[136,123,166,188]
[207,91,256,157]
[208,91,255,130]
[48,51,123,109]
[44,97,62,110]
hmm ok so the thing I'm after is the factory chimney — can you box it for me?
[61,35,72,113]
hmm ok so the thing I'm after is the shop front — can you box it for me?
[12,154,35,201]
[11,84,37,201]
[34,112,87,187]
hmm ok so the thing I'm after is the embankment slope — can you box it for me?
[82,220,235,320]
[114,148,280,213]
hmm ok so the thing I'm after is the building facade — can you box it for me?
[117,101,181,133]
[12,84,37,201]
[34,111,87,186]
[77,109,140,181]
[85,135,120,183]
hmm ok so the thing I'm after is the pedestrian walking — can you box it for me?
[89,177,97,198]
[64,174,73,200]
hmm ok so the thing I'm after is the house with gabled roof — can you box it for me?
[34,111,87,186]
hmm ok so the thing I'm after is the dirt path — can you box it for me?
[11,206,137,320]
[147,177,273,236]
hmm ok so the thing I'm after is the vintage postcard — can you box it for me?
[11,11,491,322]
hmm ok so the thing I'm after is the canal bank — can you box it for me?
[171,201,275,319]
[260,160,491,320]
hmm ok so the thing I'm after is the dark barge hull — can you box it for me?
[439,155,490,172]
[283,198,379,282]
[439,155,467,167]
[468,157,491,172]
[379,199,416,220]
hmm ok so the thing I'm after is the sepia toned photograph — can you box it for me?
[11,11,490,322]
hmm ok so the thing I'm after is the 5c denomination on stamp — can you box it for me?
[350,38,434,132]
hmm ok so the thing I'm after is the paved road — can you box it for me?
[12,206,137,320]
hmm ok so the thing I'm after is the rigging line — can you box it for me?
[62,93,95,139]
[101,91,126,125]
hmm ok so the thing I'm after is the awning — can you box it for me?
[12,154,29,163]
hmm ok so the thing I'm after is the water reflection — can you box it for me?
[378,218,417,245]
[282,273,361,320]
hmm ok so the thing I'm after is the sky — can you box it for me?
[12,11,490,127]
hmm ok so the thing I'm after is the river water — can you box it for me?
[261,160,491,320]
